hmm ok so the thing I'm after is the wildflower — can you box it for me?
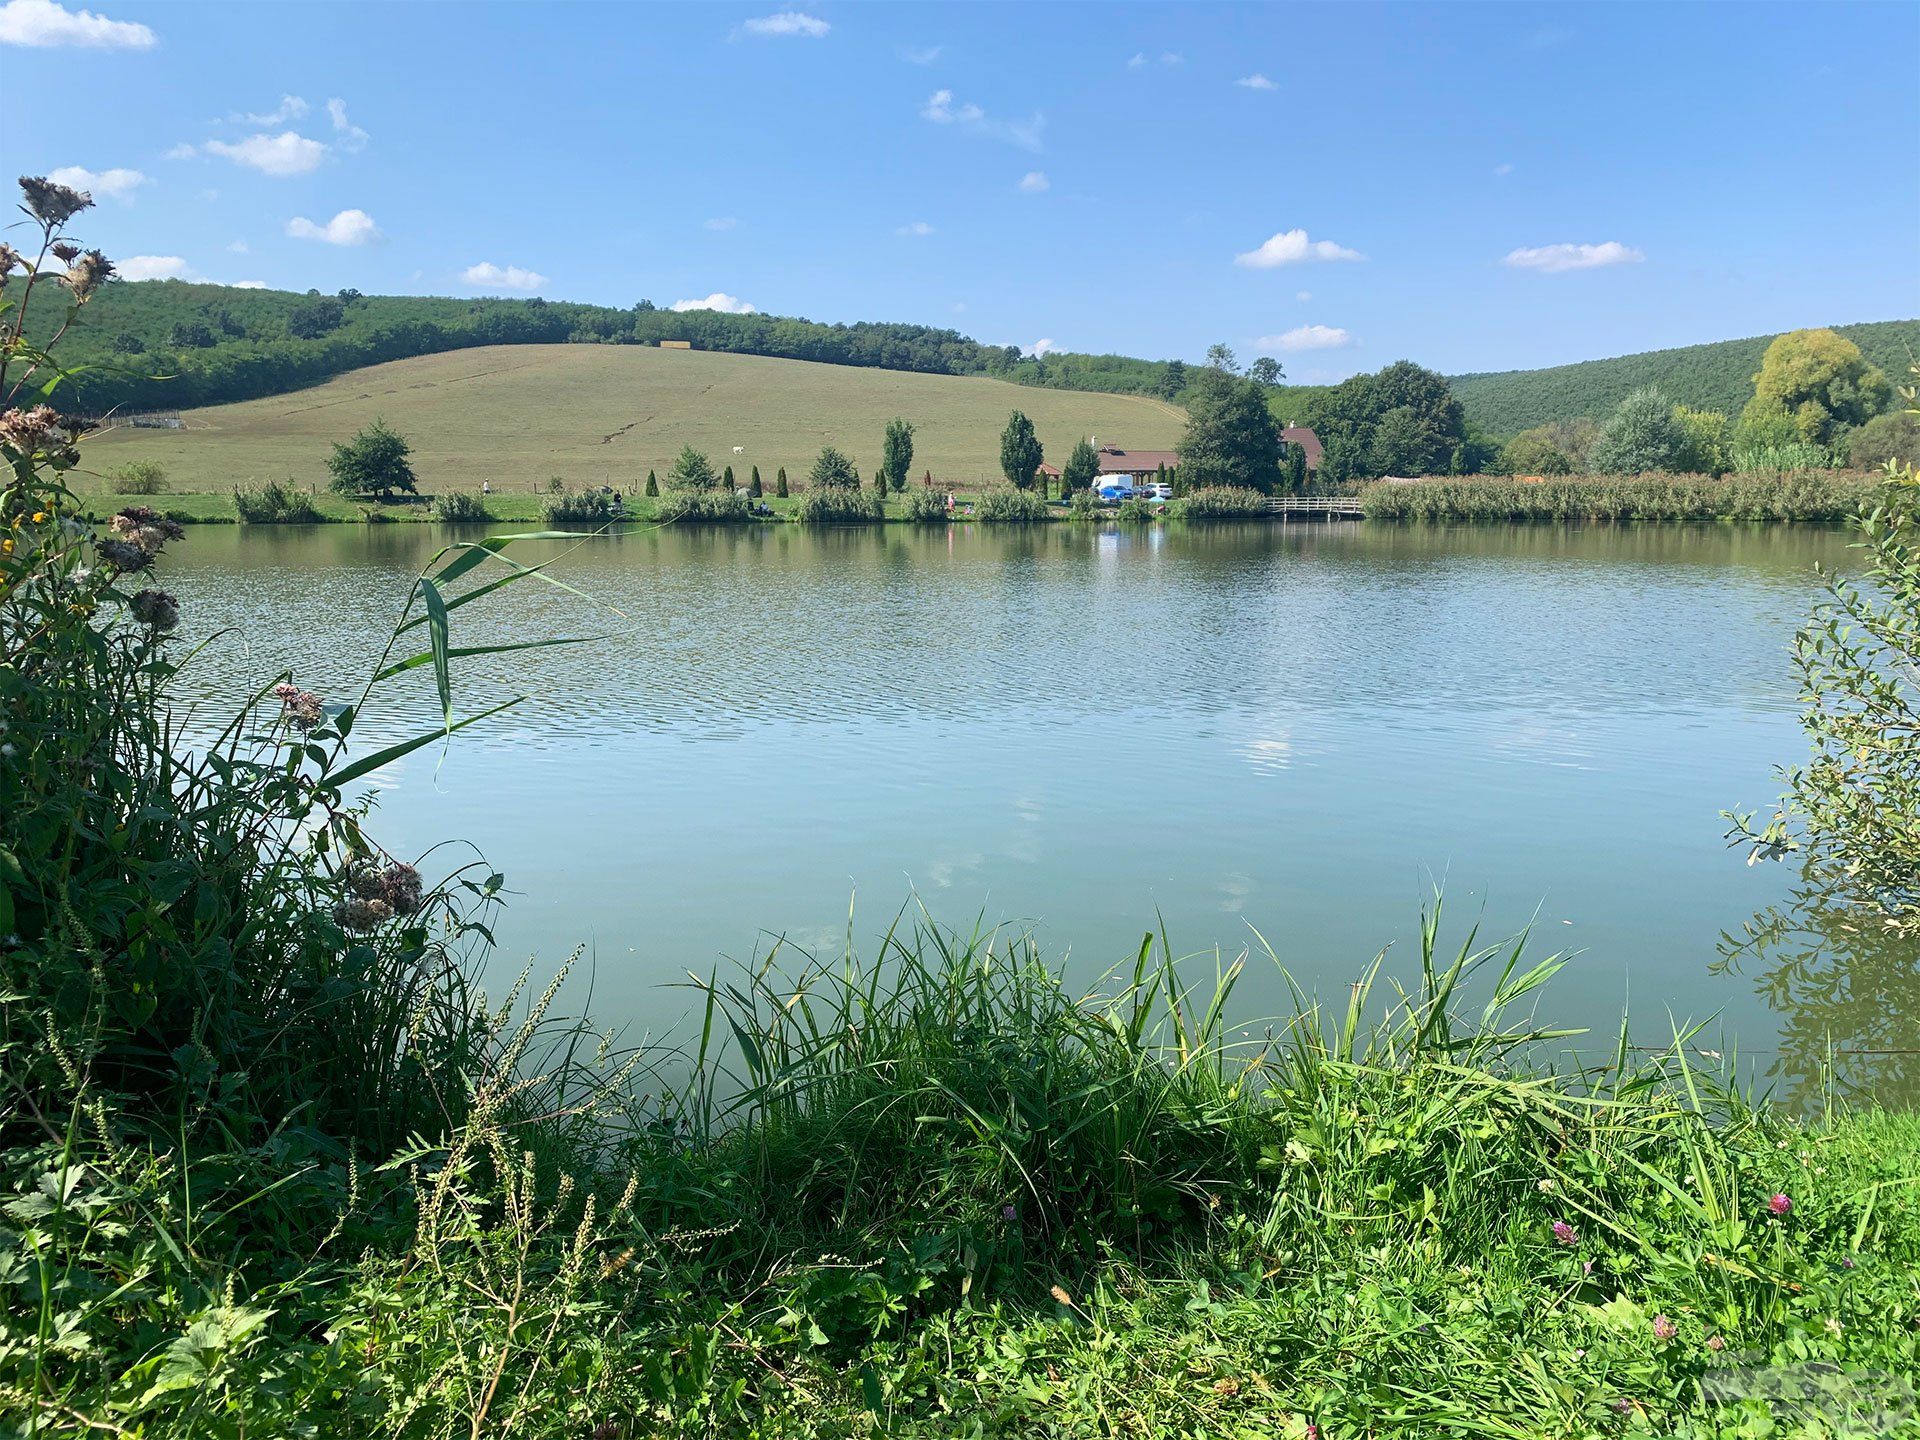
[50,241,80,263]
[1767,1193,1793,1217]
[0,243,21,281]
[1551,1220,1577,1246]
[334,897,392,932]
[1842,1256,1856,1269]
[1572,1348,1586,1360]
[1652,1314,1678,1343]
[1049,1284,1072,1307]
[1305,1425,1320,1440]
[109,506,183,555]
[0,403,60,453]
[1582,1259,1594,1274]
[1002,1204,1018,1223]
[1536,1178,1554,1192]
[1707,1335,1726,1352]
[593,1424,621,1440]
[0,742,14,759]
[18,175,93,227]
[96,537,151,572]
[272,681,325,729]
[128,588,179,632]
[1824,1316,1844,1338]
[63,249,113,302]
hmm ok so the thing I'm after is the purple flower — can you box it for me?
[1551,1220,1577,1246]
[1652,1314,1678,1343]
[1707,1335,1726,1352]
[1002,1204,1018,1223]
[1767,1193,1793,1217]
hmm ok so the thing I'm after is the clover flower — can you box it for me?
[1707,1335,1726,1352]
[1551,1220,1577,1246]
[19,175,93,227]
[128,588,179,632]
[1002,1204,1018,1223]
[1652,1314,1678,1343]
[1767,1193,1792,1217]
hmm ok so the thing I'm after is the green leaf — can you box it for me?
[324,698,521,789]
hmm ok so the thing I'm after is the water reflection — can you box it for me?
[157,519,1862,1086]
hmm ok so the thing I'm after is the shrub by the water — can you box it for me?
[1358,471,1877,522]
[430,489,492,522]
[107,458,167,493]
[543,488,621,523]
[232,478,323,523]
[975,487,1049,522]
[1068,488,1097,520]
[1115,495,1158,523]
[795,486,885,523]
[657,488,753,523]
[904,487,951,520]
[1171,484,1269,518]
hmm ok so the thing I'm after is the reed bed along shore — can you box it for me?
[1359,471,1880,523]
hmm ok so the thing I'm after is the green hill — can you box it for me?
[1450,319,1920,436]
[80,343,1187,494]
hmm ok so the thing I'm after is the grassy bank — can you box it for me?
[1360,471,1880,523]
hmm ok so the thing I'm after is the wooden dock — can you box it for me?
[1268,495,1366,519]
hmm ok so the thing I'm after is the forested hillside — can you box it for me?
[30,280,1188,415]
[1451,319,1920,435]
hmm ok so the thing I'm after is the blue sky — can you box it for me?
[3,0,1915,380]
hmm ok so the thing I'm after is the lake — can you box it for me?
[162,519,1895,1096]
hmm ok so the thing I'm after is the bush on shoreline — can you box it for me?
[1360,471,1878,522]
[795,486,884,523]
[657,488,753,523]
[903,487,951,521]
[1171,484,1270,519]
[975,487,1049,522]
[543,487,621,523]
[232,478,323,522]
[430,489,492,522]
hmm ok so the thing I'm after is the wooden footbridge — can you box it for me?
[1268,495,1366,519]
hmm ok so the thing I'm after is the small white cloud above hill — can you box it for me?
[0,0,155,48]
[672,292,756,314]
[48,165,148,201]
[1236,73,1275,90]
[1503,241,1643,273]
[463,261,547,291]
[287,208,379,245]
[1258,324,1351,352]
[740,11,828,38]
[118,255,195,281]
[1235,229,1363,267]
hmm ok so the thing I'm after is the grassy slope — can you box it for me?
[1451,318,1920,436]
[78,343,1186,496]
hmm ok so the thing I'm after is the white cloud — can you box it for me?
[1161,51,1182,64]
[671,291,756,314]
[1023,338,1056,358]
[1259,324,1352,352]
[326,97,368,151]
[163,142,197,160]
[1503,240,1643,273]
[901,42,941,64]
[118,255,193,281]
[920,89,1043,150]
[1018,170,1049,193]
[227,239,249,253]
[740,11,828,37]
[462,262,547,292]
[231,279,267,289]
[203,131,328,177]
[896,220,934,237]
[1493,162,1515,176]
[47,165,147,201]
[286,208,379,245]
[0,0,155,48]
[1126,52,1146,68]
[1234,228,1364,268]
[240,94,307,125]
[1295,289,1311,301]
[1235,73,1275,90]
[704,216,737,230]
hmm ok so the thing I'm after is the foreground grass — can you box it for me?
[10,923,1919,1439]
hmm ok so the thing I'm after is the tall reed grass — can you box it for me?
[1360,471,1878,522]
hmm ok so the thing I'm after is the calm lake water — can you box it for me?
[161,520,1896,1095]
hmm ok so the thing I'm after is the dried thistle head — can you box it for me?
[50,241,80,263]
[18,175,92,228]
[0,404,60,453]
[63,250,114,303]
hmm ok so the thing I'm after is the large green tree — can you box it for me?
[326,419,416,500]
[1306,361,1466,483]
[999,411,1043,490]
[667,444,719,490]
[1061,436,1100,494]
[1499,418,1600,476]
[1589,388,1685,474]
[1741,328,1891,447]
[807,445,859,490]
[881,417,915,493]
[1176,370,1282,492]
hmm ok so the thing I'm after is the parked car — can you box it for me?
[1144,482,1173,501]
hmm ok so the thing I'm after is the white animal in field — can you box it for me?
[732,446,744,454]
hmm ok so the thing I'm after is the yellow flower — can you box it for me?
[30,511,45,523]
[2,539,12,553]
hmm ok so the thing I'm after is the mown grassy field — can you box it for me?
[77,343,1187,499]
